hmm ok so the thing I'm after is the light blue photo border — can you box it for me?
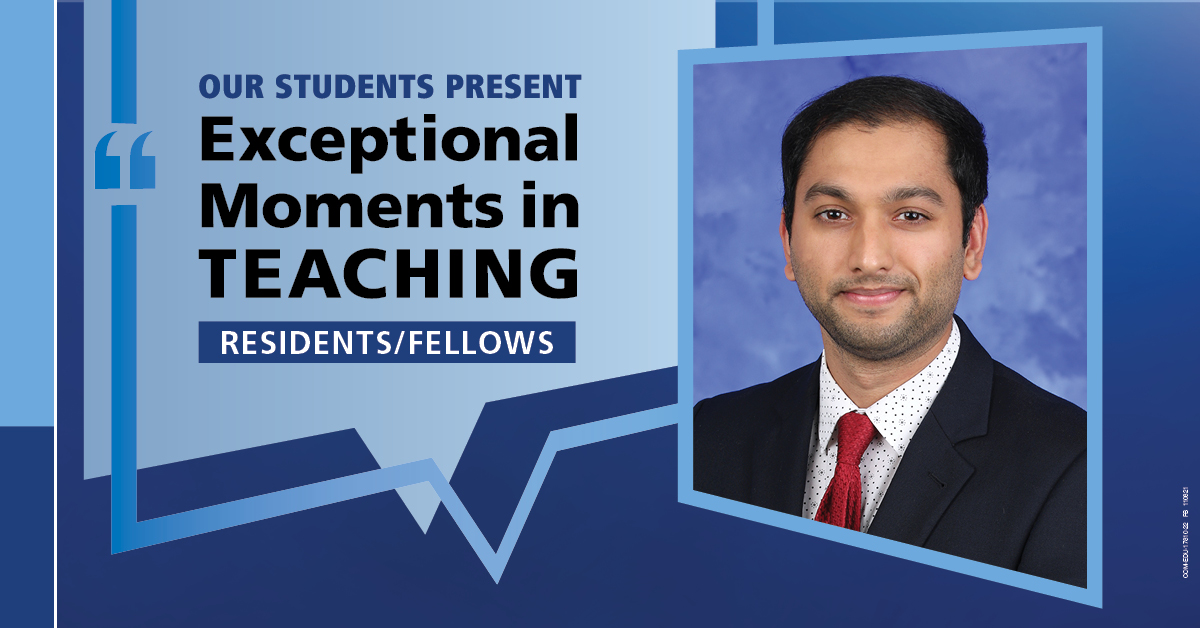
[675,27,1103,608]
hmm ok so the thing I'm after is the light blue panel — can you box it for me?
[0,0,53,427]
[82,0,712,529]
[676,28,1102,607]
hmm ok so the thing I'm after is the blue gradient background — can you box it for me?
[694,44,1087,407]
[33,2,1198,627]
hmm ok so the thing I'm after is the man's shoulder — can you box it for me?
[692,361,818,503]
[693,361,817,434]
[983,359,1087,458]
[940,352,1087,506]
[909,354,1088,586]
[991,360,1085,435]
[941,318,1086,457]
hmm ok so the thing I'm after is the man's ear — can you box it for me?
[780,209,796,281]
[963,204,988,281]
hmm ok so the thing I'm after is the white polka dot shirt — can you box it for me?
[801,320,962,532]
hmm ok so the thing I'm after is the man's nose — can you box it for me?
[849,215,895,274]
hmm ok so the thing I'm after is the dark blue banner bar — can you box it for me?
[199,322,575,363]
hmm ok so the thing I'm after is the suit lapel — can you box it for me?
[867,317,992,546]
[865,413,975,545]
[757,361,820,517]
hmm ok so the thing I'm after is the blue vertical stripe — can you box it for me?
[112,0,136,123]
[715,3,757,48]
[112,205,138,550]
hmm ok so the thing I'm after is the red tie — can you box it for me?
[815,411,876,531]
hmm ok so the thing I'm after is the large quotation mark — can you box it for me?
[95,131,155,189]
[95,132,120,189]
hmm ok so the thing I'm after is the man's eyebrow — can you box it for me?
[883,185,944,206]
[804,183,853,203]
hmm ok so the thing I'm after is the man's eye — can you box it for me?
[819,209,847,221]
[899,211,927,222]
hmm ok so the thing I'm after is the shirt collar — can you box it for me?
[817,319,962,455]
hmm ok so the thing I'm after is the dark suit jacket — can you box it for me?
[694,317,1087,587]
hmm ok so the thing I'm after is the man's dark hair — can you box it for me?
[780,76,987,246]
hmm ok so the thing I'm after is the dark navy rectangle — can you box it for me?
[199,322,575,363]
[0,427,52,628]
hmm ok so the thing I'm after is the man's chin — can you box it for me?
[823,314,953,363]
[820,309,927,358]
[829,334,916,362]
[829,303,909,330]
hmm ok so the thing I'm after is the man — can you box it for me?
[693,76,1086,587]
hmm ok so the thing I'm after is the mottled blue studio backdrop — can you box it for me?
[693,45,1087,408]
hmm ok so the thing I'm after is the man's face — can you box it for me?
[780,121,986,362]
